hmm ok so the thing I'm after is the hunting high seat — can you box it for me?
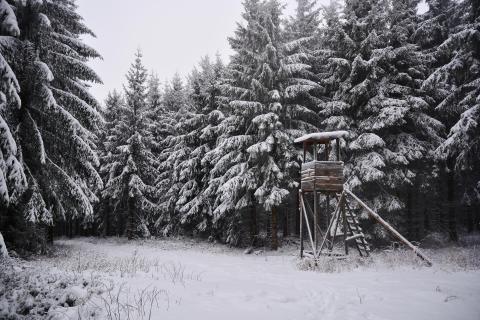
[294,131,348,194]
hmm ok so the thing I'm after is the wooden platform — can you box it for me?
[301,161,344,192]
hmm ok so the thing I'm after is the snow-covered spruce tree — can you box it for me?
[147,72,162,110]
[163,72,189,112]
[379,0,445,239]
[286,0,321,41]
[209,0,320,248]
[154,75,191,236]
[0,0,25,205]
[412,0,458,237]
[160,56,226,237]
[283,0,324,235]
[318,0,444,240]
[420,0,480,239]
[97,90,124,236]
[319,0,392,237]
[6,0,102,247]
[0,0,26,252]
[284,0,323,126]
[145,72,168,154]
[102,51,158,239]
[316,0,349,100]
[205,0,270,246]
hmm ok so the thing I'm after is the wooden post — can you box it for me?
[326,194,330,245]
[345,189,433,266]
[336,138,340,161]
[300,191,317,258]
[329,196,343,251]
[299,190,304,258]
[318,192,345,256]
[342,198,348,255]
[303,143,307,163]
[314,187,318,250]
[314,142,319,250]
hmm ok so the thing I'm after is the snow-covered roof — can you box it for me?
[294,131,349,144]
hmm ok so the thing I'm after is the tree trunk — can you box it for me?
[249,192,257,246]
[446,159,458,241]
[423,208,430,235]
[406,189,413,239]
[126,196,136,240]
[295,191,300,235]
[103,201,110,237]
[271,207,278,250]
[47,226,54,243]
[68,218,73,239]
[283,206,289,237]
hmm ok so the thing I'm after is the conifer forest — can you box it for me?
[0,1,479,319]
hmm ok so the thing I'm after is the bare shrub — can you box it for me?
[98,283,170,320]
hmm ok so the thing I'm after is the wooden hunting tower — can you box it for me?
[294,131,433,266]
[297,131,346,193]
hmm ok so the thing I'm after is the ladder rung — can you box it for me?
[346,234,364,242]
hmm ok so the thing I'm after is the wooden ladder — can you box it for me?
[343,202,370,257]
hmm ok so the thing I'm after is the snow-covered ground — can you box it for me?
[2,237,480,320]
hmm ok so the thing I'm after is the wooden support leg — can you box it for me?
[299,190,304,258]
[326,194,330,247]
[300,191,317,259]
[342,198,348,256]
[330,193,342,251]
[305,198,325,240]
[314,187,318,251]
[318,192,345,256]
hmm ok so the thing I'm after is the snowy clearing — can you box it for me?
[2,238,478,320]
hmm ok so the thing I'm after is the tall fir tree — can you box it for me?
[318,0,444,240]
[97,90,124,236]
[0,0,25,209]
[284,0,323,134]
[209,0,321,248]
[2,0,102,249]
[102,51,158,239]
[163,72,189,113]
[420,0,480,238]
[155,74,191,235]
[159,56,226,236]
[0,0,26,249]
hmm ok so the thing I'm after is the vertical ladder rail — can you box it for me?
[344,199,370,257]
[333,194,369,257]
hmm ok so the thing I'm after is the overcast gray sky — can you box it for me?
[76,0,331,103]
[76,0,427,103]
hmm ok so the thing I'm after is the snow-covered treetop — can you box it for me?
[294,130,349,144]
